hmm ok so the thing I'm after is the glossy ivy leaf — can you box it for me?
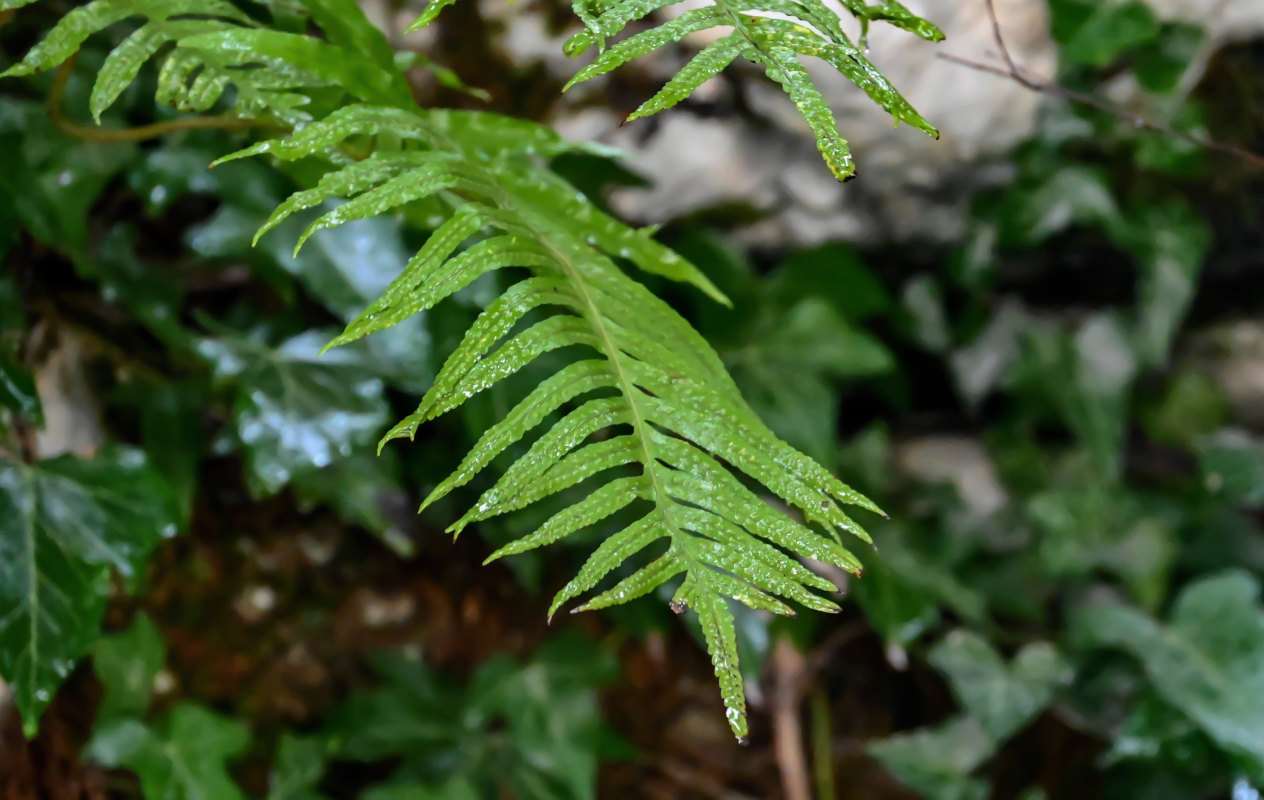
[0,447,178,736]
[234,105,880,740]
[1198,432,1264,508]
[268,735,332,800]
[0,359,42,424]
[1072,570,1264,776]
[0,101,136,259]
[1059,0,1161,68]
[411,0,939,181]
[868,716,992,800]
[1013,314,1137,481]
[198,330,390,496]
[929,630,1072,742]
[1124,200,1210,368]
[91,613,165,723]
[728,297,893,463]
[265,213,436,394]
[88,703,250,800]
[326,635,618,799]
[292,449,417,556]
[1027,479,1176,612]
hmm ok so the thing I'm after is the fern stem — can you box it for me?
[47,56,279,144]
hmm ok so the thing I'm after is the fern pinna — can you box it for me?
[416,0,941,180]
[0,0,905,738]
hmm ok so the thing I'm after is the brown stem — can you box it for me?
[771,637,811,800]
[48,55,276,144]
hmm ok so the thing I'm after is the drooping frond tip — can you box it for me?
[414,0,942,181]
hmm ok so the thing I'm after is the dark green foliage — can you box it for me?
[0,448,178,734]
[1,0,1262,797]
[0,0,919,741]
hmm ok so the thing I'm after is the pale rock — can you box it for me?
[1147,0,1264,47]
[383,0,1262,246]
[894,436,1009,517]
[1205,321,1264,430]
[589,0,1058,244]
[602,113,785,218]
[34,333,106,459]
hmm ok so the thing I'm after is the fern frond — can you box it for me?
[0,0,420,122]
[233,104,880,739]
[5,0,885,740]
[413,0,942,181]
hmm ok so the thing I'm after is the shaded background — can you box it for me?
[2,0,1264,798]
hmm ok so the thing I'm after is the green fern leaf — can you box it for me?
[0,0,325,120]
[5,0,887,740]
[238,105,881,740]
[176,28,417,110]
[627,33,744,121]
[407,0,942,180]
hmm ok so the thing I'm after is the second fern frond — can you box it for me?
[414,0,943,181]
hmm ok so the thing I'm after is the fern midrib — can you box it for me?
[409,126,696,561]
[544,241,696,561]
[711,0,792,77]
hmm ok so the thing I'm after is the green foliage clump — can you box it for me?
[2,0,1264,797]
[0,0,938,742]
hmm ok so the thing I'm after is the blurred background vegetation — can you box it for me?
[1,0,1263,798]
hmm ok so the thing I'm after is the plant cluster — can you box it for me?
[0,0,1261,798]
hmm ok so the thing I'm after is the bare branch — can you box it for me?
[940,1,1264,169]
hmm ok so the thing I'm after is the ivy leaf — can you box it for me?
[868,716,992,800]
[870,631,1069,798]
[291,449,416,556]
[1027,481,1176,612]
[0,447,178,736]
[1060,0,1160,68]
[730,298,893,463]
[265,213,436,394]
[198,330,390,495]
[1198,431,1264,508]
[1124,200,1210,368]
[88,703,250,800]
[1073,570,1264,776]
[327,635,618,799]
[1015,314,1138,480]
[929,631,1071,742]
[91,612,165,723]
[0,359,42,424]
[268,735,332,800]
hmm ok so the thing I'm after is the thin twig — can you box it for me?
[983,0,1026,85]
[48,55,276,143]
[939,1,1264,169]
[771,637,812,800]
